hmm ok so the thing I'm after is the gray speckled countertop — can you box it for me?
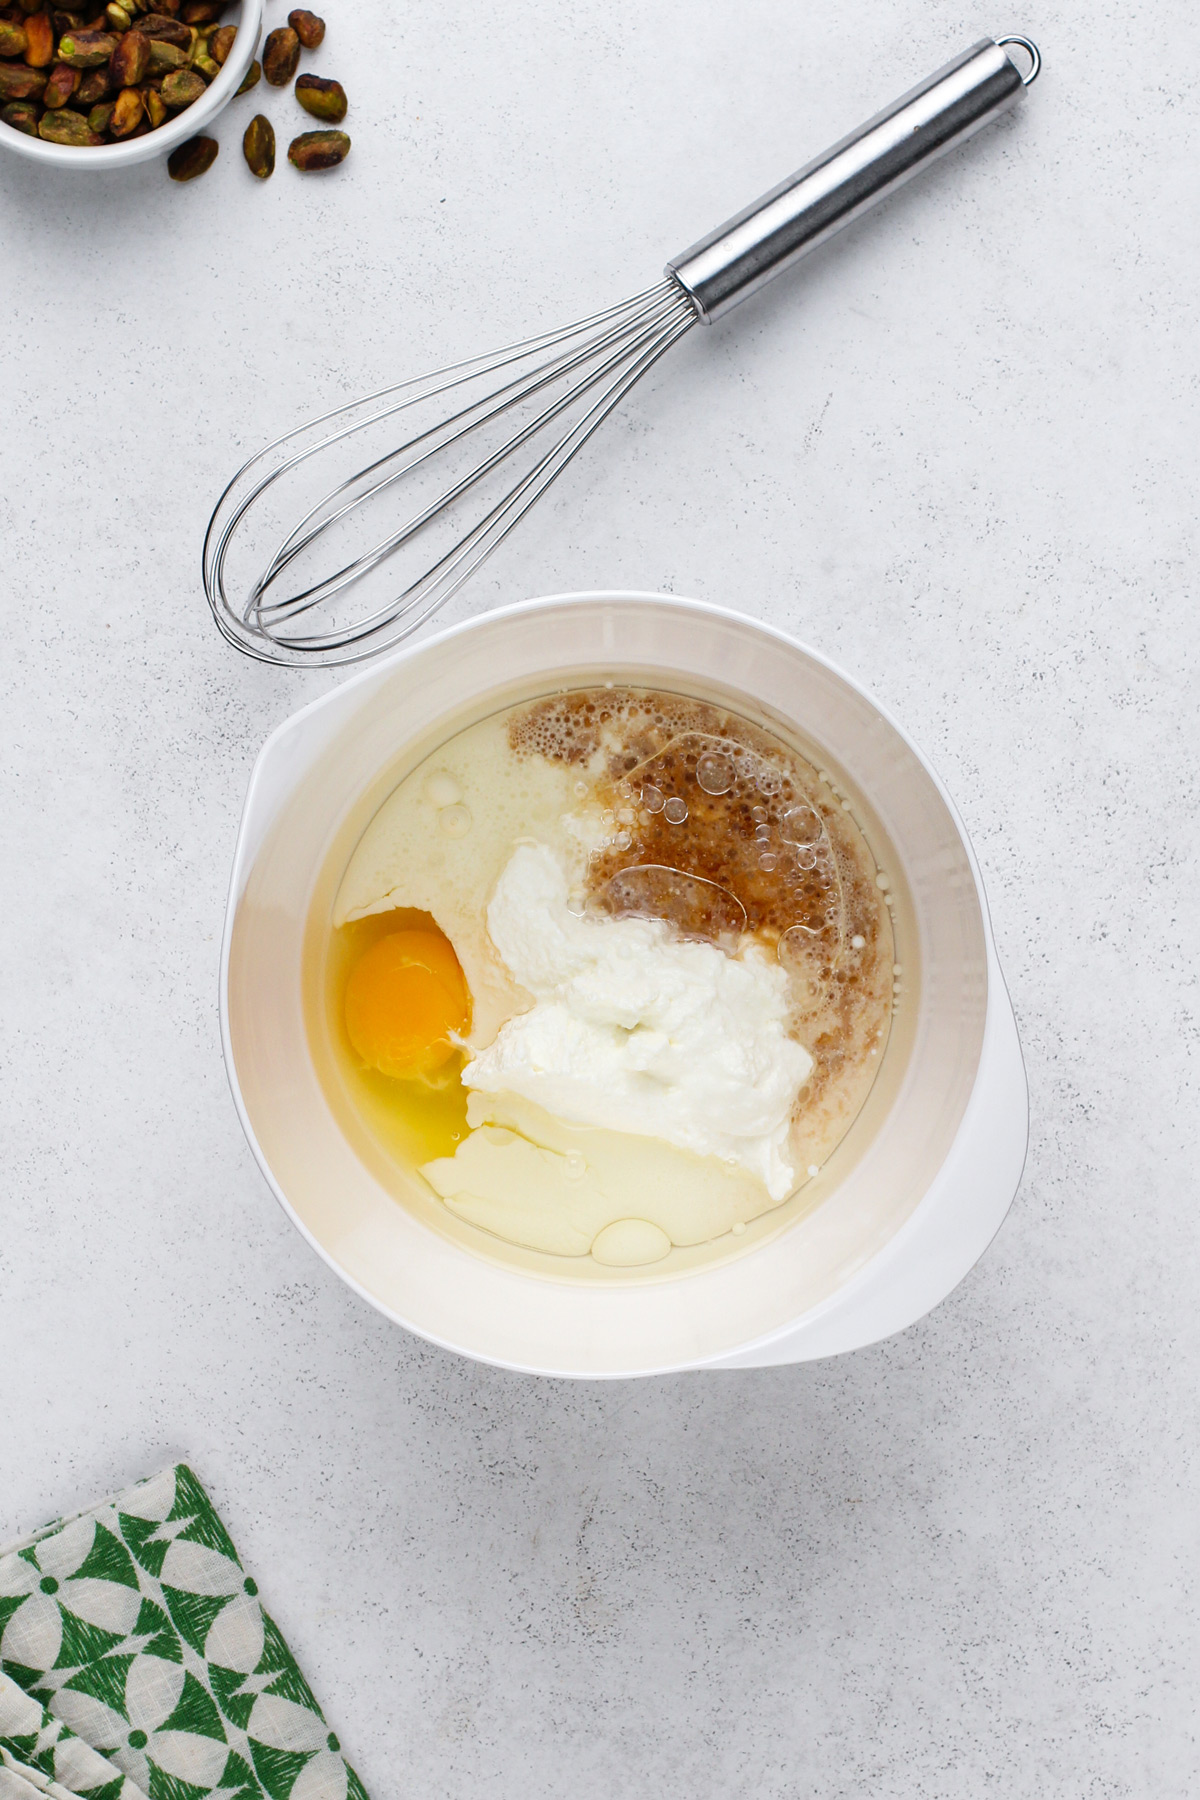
[2,1,1197,1794]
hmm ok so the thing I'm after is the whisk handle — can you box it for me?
[667,34,1039,323]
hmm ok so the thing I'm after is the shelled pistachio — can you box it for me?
[294,72,344,123]
[166,128,216,176]
[288,126,347,170]
[287,9,323,49]
[242,108,272,176]
[261,24,297,84]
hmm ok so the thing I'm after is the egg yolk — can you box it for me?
[344,927,470,1079]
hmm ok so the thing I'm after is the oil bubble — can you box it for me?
[663,797,688,825]
[781,803,822,846]
[424,769,462,808]
[758,851,778,871]
[696,751,734,795]
[438,804,471,837]
[642,785,664,813]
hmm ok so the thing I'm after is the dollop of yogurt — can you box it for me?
[463,843,812,1198]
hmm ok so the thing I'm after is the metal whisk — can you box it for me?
[204,34,1040,667]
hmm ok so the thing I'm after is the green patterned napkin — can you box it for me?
[0,1670,146,1800]
[0,1468,368,1800]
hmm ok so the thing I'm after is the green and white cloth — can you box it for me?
[0,1467,368,1800]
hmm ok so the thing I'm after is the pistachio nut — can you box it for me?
[38,105,100,142]
[207,22,234,63]
[0,60,46,98]
[287,126,348,171]
[0,21,28,56]
[57,30,117,65]
[294,72,345,124]
[193,49,218,78]
[242,109,273,178]
[87,98,114,130]
[22,11,54,64]
[139,13,189,43]
[75,67,113,104]
[179,0,222,21]
[139,13,190,45]
[234,56,259,94]
[166,129,216,177]
[261,24,297,85]
[109,26,149,86]
[42,62,80,106]
[287,8,324,49]
[142,81,165,124]
[1,98,40,134]
[105,3,131,30]
[146,35,186,72]
[107,81,142,133]
[160,64,203,106]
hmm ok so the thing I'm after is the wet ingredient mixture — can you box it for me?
[320,686,897,1270]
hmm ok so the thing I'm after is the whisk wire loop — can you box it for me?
[204,278,698,665]
[251,290,696,635]
[267,304,698,655]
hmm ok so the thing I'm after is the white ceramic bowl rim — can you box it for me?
[222,591,1021,1377]
[0,0,262,169]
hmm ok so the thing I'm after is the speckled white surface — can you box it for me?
[2,0,1198,1793]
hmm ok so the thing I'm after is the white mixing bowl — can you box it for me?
[221,593,1027,1377]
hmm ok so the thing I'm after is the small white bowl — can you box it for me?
[0,0,262,171]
